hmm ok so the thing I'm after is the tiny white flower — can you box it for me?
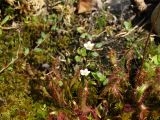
[80,68,90,76]
[84,41,95,50]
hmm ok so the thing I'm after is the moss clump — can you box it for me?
[0,71,49,120]
[56,35,72,49]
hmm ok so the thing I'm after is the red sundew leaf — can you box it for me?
[123,104,134,112]
[57,112,66,120]
[79,114,88,120]
[139,104,149,120]
[74,107,99,120]
[90,109,100,120]
[111,84,122,99]
[48,113,56,120]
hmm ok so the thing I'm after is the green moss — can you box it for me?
[56,35,72,49]
[0,1,160,119]
[0,70,49,119]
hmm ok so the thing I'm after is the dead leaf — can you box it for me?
[77,0,102,13]
[5,0,15,5]
[53,4,64,12]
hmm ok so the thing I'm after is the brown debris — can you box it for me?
[77,0,102,13]
[134,0,147,11]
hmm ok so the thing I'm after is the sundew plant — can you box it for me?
[0,0,160,120]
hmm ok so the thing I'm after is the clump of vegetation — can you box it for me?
[0,0,160,119]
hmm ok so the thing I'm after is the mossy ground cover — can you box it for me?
[0,0,160,119]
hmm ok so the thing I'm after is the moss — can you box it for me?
[0,70,49,119]
[0,1,160,119]
[56,35,72,49]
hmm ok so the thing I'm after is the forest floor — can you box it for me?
[0,0,160,120]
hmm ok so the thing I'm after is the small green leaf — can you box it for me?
[67,58,71,64]
[34,48,43,52]
[92,71,107,84]
[87,34,93,40]
[89,80,97,85]
[41,32,46,38]
[77,48,87,57]
[75,55,82,62]
[136,84,148,101]
[157,55,160,63]
[77,27,85,33]
[124,21,132,31]
[144,62,150,70]
[36,38,43,45]
[80,33,92,40]
[91,51,99,57]
[81,48,87,57]
[58,80,63,87]
[51,26,59,31]
[96,72,106,82]
[80,33,88,39]
[7,66,13,71]
[92,72,99,80]
[103,79,109,86]
[24,48,29,56]
[0,15,11,26]
[95,42,103,48]
[152,55,160,65]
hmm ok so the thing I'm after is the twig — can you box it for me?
[0,26,18,30]
[95,30,106,38]
[116,18,145,37]
[0,29,22,74]
[0,45,20,74]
